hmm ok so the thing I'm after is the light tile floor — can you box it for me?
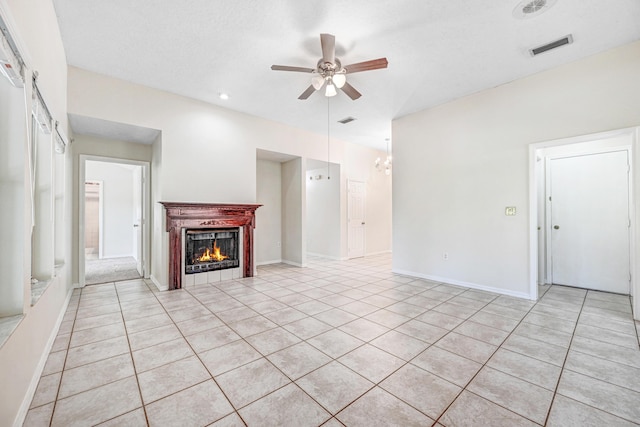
[24,255,640,426]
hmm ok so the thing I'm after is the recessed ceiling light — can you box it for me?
[218,93,229,100]
[513,0,558,19]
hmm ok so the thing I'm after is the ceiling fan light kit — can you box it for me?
[271,33,388,100]
[325,83,337,97]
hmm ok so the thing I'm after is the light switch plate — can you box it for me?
[505,206,517,216]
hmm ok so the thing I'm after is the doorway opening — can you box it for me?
[79,156,150,286]
[529,127,638,316]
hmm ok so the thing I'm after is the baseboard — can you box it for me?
[306,252,343,261]
[365,250,392,257]
[14,286,74,427]
[282,260,306,268]
[392,268,534,300]
[96,254,136,260]
[256,259,282,266]
[149,275,168,291]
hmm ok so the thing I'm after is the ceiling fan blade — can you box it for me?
[298,85,316,100]
[320,33,335,64]
[271,65,315,73]
[344,58,388,73]
[341,82,362,100]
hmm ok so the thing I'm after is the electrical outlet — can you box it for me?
[443,252,448,260]
[276,241,281,248]
[505,206,517,216]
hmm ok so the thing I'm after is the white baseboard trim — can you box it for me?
[149,275,168,291]
[282,260,306,268]
[98,254,136,260]
[14,286,74,427]
[256,259,283,266]
[365,250,392,257]
[306,252,343,261]
[392,268,534,300]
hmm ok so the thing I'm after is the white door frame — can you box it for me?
[79,155,151,287]
[528,127,638,319]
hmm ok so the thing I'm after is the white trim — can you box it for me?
[99,254,136,260]
[282,260,306,268]
[79,155,151,286]
[365,250,392,257]
[13,286,74,427]
[306,252,344,260]
[149,274,167,291]
[256,259,283,266]
[392,268,533,300]
[529,126,638,317]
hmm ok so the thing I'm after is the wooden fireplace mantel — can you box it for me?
[160,202,261,290]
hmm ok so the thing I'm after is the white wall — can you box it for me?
[281,158,305,266]
[67,67,393,287]
[306,161,341,259]
[0,0,70,424]
[255,159,282,264]
[85,161,136,258]
[393,40,640,299]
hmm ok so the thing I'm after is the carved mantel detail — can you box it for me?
[160,202,261,290]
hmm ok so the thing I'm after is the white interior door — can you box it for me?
[348,180,365,259]
[550,150,630,293]
[133,166,143,276]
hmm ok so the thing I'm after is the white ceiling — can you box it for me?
[53,0,640,150]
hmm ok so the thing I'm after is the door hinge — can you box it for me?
[548,196,552,202]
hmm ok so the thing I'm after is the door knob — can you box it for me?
[133,224,139,228]
[553,225,560,230]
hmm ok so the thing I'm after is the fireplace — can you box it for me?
[160,202,261,290]
[185,228,239,274]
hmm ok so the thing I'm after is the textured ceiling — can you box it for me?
[53,0,640,150]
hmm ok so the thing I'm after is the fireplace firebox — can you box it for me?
[185,228,239,274]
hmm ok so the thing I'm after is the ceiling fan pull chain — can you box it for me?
[327,97,331,180]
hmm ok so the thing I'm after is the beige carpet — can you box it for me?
[85,256,141,285]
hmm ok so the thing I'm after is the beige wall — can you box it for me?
[393,41,640,303]
[0,0,70,425]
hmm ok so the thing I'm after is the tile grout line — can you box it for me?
[47,286,82,427]
[114,281,152,427]
[541,288,588,426]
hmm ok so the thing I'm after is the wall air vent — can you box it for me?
[337,116,356,124]
[529,34,573,57]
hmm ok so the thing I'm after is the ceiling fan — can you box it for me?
[271,33,388,100]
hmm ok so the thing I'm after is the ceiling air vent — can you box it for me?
[529,34,573,57]
[337,116,356,124]
[513,0,558,19]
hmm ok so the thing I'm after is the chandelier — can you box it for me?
[375,138,392,175]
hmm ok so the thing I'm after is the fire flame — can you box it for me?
[198,243,228,262]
